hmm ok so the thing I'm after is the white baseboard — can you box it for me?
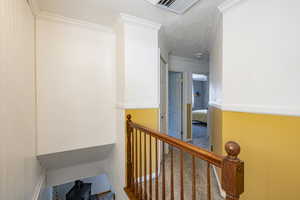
[212,166,226,198]
[32,170,46,200]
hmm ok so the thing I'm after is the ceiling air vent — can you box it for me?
[146,0,200,14]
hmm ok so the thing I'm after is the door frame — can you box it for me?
[159,55,168,134]
[167,71,192,142]
[158,50,169,165]
[168,70,184,140]
[190,73,210,143]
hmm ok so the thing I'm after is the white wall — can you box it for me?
[36,16,117,155]
[116,14,161,109]
[0,0,42,200]
[158,28,170,63]
[106,109,128,200]
[46,159,108,187]
[124,21,160,108]
[222,0,300,115]
[209,13,223,105]
[209,14,223,104]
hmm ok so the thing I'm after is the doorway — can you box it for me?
[191,73,209,149]
[168,71,183,140]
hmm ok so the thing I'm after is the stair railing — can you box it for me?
[125,115,244,200]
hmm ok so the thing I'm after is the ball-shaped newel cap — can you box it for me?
[127,114,132,121]
[225,141,241,159]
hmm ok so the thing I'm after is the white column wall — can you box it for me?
[36,16,117,155]
[209,14,223,106]
[116,14,161,109]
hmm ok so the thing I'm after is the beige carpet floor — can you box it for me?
[139,147,223,200]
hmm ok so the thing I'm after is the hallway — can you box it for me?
[191,123,209,150]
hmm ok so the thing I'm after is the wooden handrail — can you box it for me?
[128,120,223,167]
[125,114,244,200]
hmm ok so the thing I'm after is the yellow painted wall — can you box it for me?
[209,106,223,178]
[125,109,159,180]
[210,106,300,200]
[125,109,159,130]
[209,106,223,156]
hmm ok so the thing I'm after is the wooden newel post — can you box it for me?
[221,141,244,200]
[126,114,133,188]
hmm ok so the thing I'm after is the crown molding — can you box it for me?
[28,0,41,16]
[209,101,300,117]
[218,0,246,13]
[119,13,162,31]
[27,0,114,33]
[37,11,114,34]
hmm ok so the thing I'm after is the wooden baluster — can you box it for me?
[221,141,244,200]
[132,129,135,192]
[126,118,244,200]
[180,150,184,200]
[170,146,174,200]
[139,130,143,199]
[192,156,196,200]
[207,162,211,200]
[126,115,132,189]
[135,129,138,196]
[144,132,147,200]
[162,142,165,200]
[149,136,152,199]
[155,138,158,200]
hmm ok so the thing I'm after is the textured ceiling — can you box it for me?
[37,0,224,58]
